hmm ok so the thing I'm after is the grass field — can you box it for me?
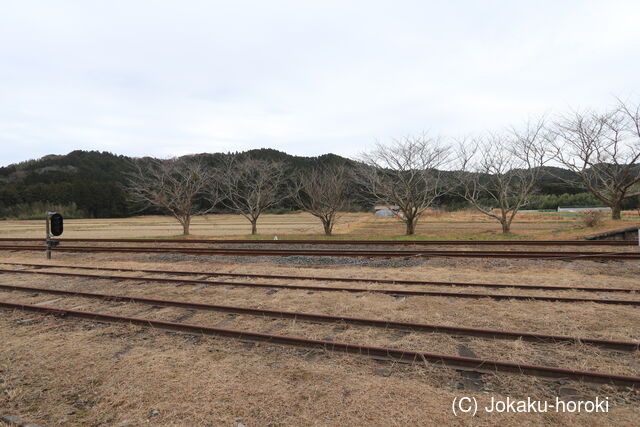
[0,251,639,426]
[1,210,639,240]
[1,210,639,426]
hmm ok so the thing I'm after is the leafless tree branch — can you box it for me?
[293,164,350,235]
[552,100,640,219]
[454,118,550,233]
[357,133,451,235]
[126,157,212,235]
[210,156,290,235]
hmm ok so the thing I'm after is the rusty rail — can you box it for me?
[1,300,638,387]
[1,262,637,293]
[0,268,638,305]
[1,244,639,260]
[0,282,636,351]
[0,237,636,246]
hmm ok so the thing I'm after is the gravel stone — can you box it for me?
[1,415,23,425]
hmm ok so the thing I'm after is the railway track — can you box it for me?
[1,267,638,305]
[2,261,638,293]
[0,237,636,246]
[1,244,639,260]
[0,281,636,351]
[2,299,638,387]
[2,239,638,389]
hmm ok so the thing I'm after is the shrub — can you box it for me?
[263,207,297,215]
[581,210,605,228]
[0,201,87,220]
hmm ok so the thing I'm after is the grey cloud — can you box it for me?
[0,0,638,165]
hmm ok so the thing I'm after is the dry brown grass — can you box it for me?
[2,280,638,376]
[0,251,639,425]
[0,212,362,239]
[581,211,607,228]
[1,210,638,240]
[4,312,637,426]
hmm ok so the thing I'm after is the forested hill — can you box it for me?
[0,149,626,219]
[0,149,358,218]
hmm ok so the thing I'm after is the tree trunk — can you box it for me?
[181,218,191,235]
[500,219,510,233]
[250,219,258,235]
[405,218,416,235]
[611,203,622,220]
[322,219,333,236]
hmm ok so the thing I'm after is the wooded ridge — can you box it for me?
[0,149,637,219]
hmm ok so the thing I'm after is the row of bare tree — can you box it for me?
[127,99,640,235]
[127,156,350,235]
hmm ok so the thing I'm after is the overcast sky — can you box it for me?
[0,1,638,166]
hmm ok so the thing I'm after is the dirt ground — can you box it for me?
[0,250,638,426]
[1,210,639,240]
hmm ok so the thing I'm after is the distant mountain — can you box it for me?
[0,151,133,218]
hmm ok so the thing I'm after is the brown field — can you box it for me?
[0,213,639,426]
[1,209,639,240]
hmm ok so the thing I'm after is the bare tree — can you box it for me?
[126,157,212,235]
[553,101,640,220]
[455,120,549,233]
[293,164,350,236]
[358,134,450,235]
[212,156,289,235]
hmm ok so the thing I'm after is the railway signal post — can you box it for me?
[45,211,63,259]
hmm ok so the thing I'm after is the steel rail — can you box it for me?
[0,237,635,246]
[0,244,636,256]
[1,268,638,305]
[1,244,640,260]
[0,282,636,351]
[2,261,637,294]
[1,300,638,387]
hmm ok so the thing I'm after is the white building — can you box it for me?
[557,206,612,213]
[374,205,402,218]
